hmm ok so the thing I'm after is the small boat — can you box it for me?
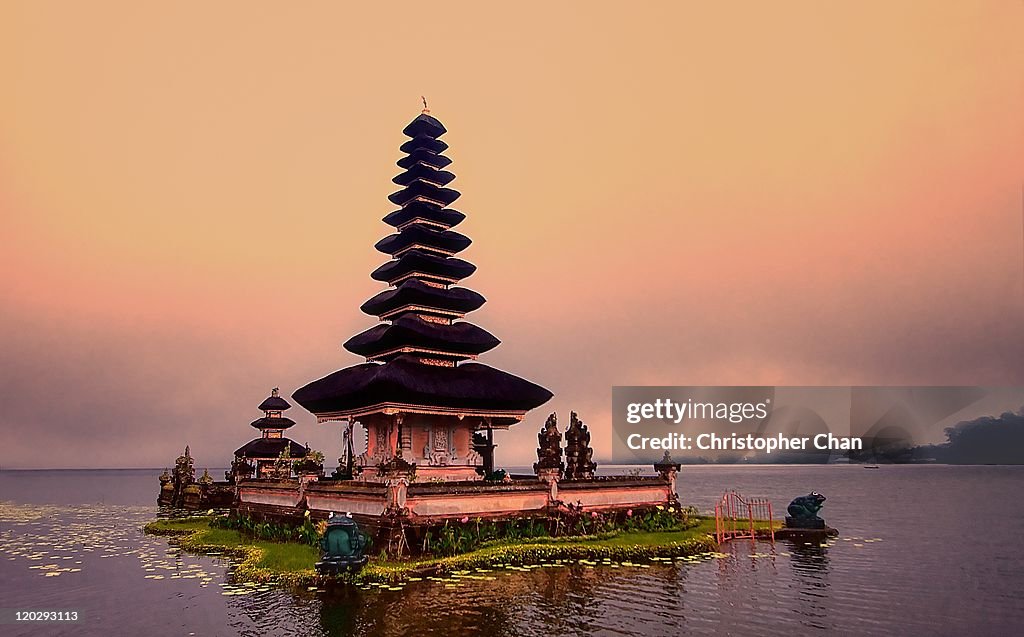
[863,465,880,469]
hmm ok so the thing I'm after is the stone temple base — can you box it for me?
[785,516,826,529]
[234,474,678,556]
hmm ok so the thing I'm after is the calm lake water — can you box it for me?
[2,465,1022,636]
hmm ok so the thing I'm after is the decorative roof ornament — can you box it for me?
[258,387,292,415]
[421,95,430,114]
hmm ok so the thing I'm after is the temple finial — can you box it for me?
[271,387,279,398]
[421,96,430,114]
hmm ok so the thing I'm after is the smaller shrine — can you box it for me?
[232,389,309,480]
[157,445,195,508]
[158,446,233,509]
[157,388,312,509]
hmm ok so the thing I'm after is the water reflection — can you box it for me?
[213,546,840,637]
[3,465,1024,636]
[786,539,832,630]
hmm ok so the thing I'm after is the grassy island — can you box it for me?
[143,515,744,587]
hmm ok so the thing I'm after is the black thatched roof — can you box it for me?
[292,355,553,415]
[392,163,456,187]
[400,134,448,154]
[250,416,296,430]
[374,226,471,256]
[397,149,452,170]
[344,316,499,359]
[257,395,291,412]
[383,202,464,229]
[402,113,447,138]
[388,180,461,207]
[235,437,307,459]
[360,280,486,317]
[370,250,476,284]
[291,111,552,421]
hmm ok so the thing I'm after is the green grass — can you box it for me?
[358,519,723,582]
[144,515,777,586]
[590,519,716,546]
[251,540,318,573]
[144,517,319,583]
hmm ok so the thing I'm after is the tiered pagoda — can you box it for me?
[293,109,552,481]
[234,388,308,479]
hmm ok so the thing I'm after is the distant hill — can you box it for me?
[907,408,1024,465]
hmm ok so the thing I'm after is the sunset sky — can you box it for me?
[1,1,1022,469]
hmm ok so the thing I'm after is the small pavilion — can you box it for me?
[233,389,308,479]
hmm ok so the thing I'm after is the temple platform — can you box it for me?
[233,473,678,550]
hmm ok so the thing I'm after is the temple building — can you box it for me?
[234,388,308,479]
[229,108,679,549]
[292,110,553,482]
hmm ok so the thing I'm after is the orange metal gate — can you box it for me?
[714,490,774,544]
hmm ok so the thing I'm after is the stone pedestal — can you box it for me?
[654,451,681,494]
[785,516,826,529]
[385,477,410,516]
[536,467,560,504]
[182,484,202,509]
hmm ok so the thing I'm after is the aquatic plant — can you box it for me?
[209,514,329,547]
[293,449,325,474]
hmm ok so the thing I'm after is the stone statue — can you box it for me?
[580,447,596,477]
[173,446,195,486]
[563,412,597,479]
[272,446,293,480]
[315,513,368,575]
[168,446,196,507]
[157,445,233,510]
[227,456,255,483]
[786,492,827,529]
[534,413,564,476]
[157,468,174,506]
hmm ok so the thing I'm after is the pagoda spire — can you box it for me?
[253,387,295,436]
[345,109,498,366]
[292,110,552,424]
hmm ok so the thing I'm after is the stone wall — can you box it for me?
[235,474,673,524]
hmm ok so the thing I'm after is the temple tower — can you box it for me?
[293,109,552,481]
[234,388,308,479]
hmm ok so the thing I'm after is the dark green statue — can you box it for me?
[785,492,827,529]
[315,513,368,575]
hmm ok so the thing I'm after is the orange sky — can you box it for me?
[1,1,1023,468]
